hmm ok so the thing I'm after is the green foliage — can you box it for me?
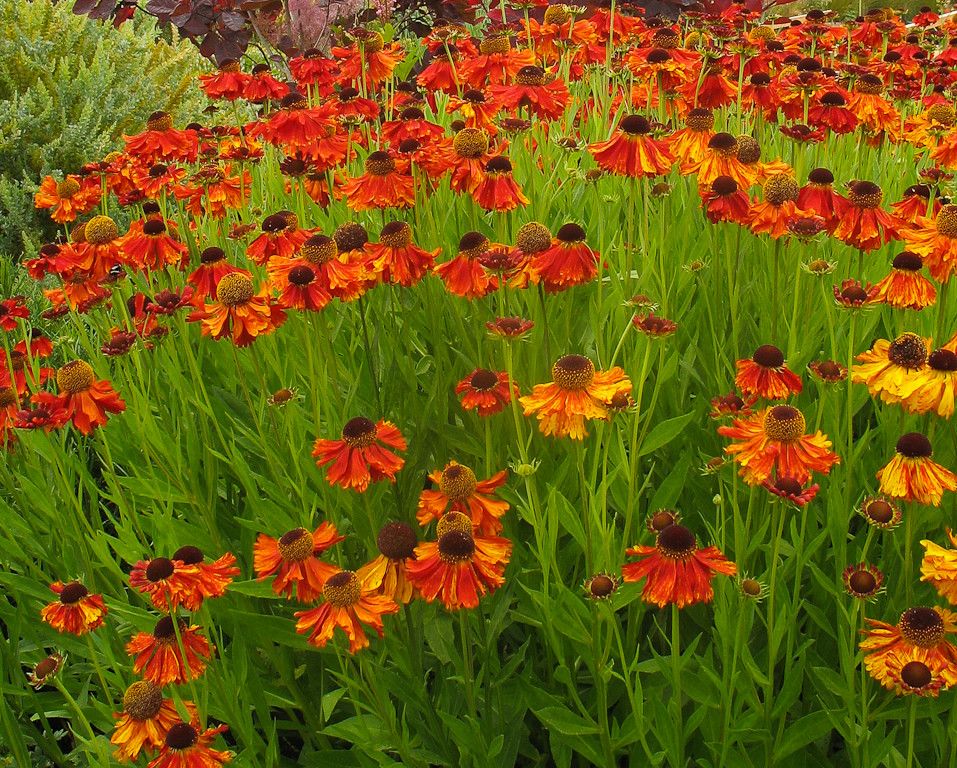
[0,0,205,258]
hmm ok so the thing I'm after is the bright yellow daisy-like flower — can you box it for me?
[921,530,957,605]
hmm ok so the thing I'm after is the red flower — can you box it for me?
[455,368,516,417]
[735,345,803,400]
[312,417,407,492]
[40,580,107,635]
[589,115,675,178]
[40,360,125,435]
[530,223,600,292]
[127,617,212,686]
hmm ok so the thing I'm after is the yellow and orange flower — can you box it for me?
[851,333,930,405]
[868,251,937,310]
[253,523,344,603]
[186,272,286,348]
[903,205,957,284]
[735,345,803,400]
[121,220,189,273]
[34,174,101,223]
[622,523,737,608]
[589,115,675,178]
[365,222,438,288]
[294,569,399,653]
[35,360,126,436]
[921,530,957,605]
[127,616,212,686]
[146,721,232,768]
[40,580,107,635]
[876,432,957,506]
[357,522,419,605]
[749,175,805,239]
[902,348,957,418]
[312,417,407,492]
[521,354,631,440]
[529,223,600,293]
[111,681,195,763]
[417,461,509,535]
[832,181,901,252]
[406,513,512,610]
[718,405,839,485]
[186,247,242,304]
[455,368,516,416]
[861,606,957,691]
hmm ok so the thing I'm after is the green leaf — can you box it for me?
[533,707,600,737]
[638,412,696,457]
[773,711,832,762]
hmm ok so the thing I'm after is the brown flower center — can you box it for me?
[741,578,762,597]
[34,656,59,679]
[173,546,204,564]
[377,522,417,560]
[479,33,510,55]
[929,349,957,372]
[763,175,799,205]
[848,181,882,208]
[147,111,173,131]
[896,432,932,458]
[59,581,89,604]
[587,574,616,598]
[123,680,164,720]
[323,570,361,607]
[278,528,314,562]
[899,607,945,647]
[0,386,18,408]
[380,221,412,249]
[342,416,377,447]
[737,136,761,164]
[516,222,551,254]
[365,151,395,176]
[288,265,315,286]
[515,65,546,86]
[453,128,490,158]
[901,660,932,689]
[470,369,499,391]
[153,616,186,640]
[893,251,923,271]
[165,722,198,750]
[57,360,94,394]
[302,235,338,265]
[752,344,784,368]
[556,223,586,243]
[438,530,475,563]
[686,109,714,131]
[657,524,696,559]
[773,477,803,495]
[552,355,595,390]
[439,462,478,502]
[888,333,927,370]
[334,222,368,253]
[936,205,957,239]
[145,557,175,582]
[650,510,677,532]
[863,499,895,525]
[764,406,806,442]
[437,511,473,538]
[620,115,652,135]
[848,569,878,596]
[216,273,254,306]
[56,178,81,198]
[85,215,119,245]
[201,247,225,264]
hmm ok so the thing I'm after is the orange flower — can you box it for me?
[749,175,805,239]
[171,546,239,605]
[333,30,403,88]
[471,156,529,212]
[902,348,957,418]
[490,66,569,121]
[124,112,199,164]
[130,557,202,612]
[357,522,419,604]
[120,220,189,273]
[701,175,750,225]
[417,461,509,535]
[921,530,957,605]
[622,523,737,608]
[127,616,212,686]
[294,570,399,653]
[668,108,715,168]
[530,223,600,292]
[245,212,309,266]
[40,580,107,635]
[111,681,196,763]
[681,133,754,188]
[198,59,250,100]
[40,360,126,436]
[253,523,344,603]
[312,417,406,492]
[735,345,803,400]
[339,151,415,211]
[851,333,930,405]
[186,272,286,347]
[459,32,535,87]
[268,234,366,306]
[903,205,957,283]
[186,247,242,304]
[520,354,631,440]
[876,432,957,506]
[868,252,937,310]
[861,606,957,691]
[455,368,516,417]
[797,168,849,231]
[589,115,675,178]
[364,221,438,288]
[405,514,512,610]
[718,405,839,485]
[34,174,101,223]
[146,721,232,768]
[434,232,499,300]
[832,181,901,252]
[885,650,948,697]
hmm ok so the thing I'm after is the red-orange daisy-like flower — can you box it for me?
[832,181,901,252]
[245,212,309,266]
[861,606,957,691]
[471,156,529,212]
[842,563,885,601]
[365,222,438,288]
[111,681,195,763]
[339,151,415,211]
[622,523,737,609]
[357,522,419,605]
[294,569,399,653]
[920,530,957,606]
[851,333,929,405]
[186,272,286,348]
[487,316,533,339]
[491,66,569,121]
[701,175,751,225]
[127,616,212,686]
[589,115,675,178]
[521,354,632,440]
[120,219,189,273]
[186,247,242,304]
[312,417,407,492]
[405,515,512,610]
[903,205,957,284]
[38,360,126,436]
[34,174,101,223]
[718,405,840,485]
[171,546,239,605]
[455,368,517,417]
[433,231,500,300]
[253,523,344,603]
[40,580,107,635]
[417,462,509,535]
[530,223,600,293]
[735,345,803,400]
[146,721,232,768]
[877,432,957,507]
[869,251,937,310]
[797,168,849,231]
[198,59,250,100]
[129,557,201,613]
